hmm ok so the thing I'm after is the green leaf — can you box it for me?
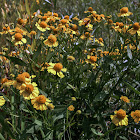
[34,119,42,127]
[0,133,5,140]
[119,136,128,140]
[123,81,140,95]
[0,54,27,66]
[25,0,31,16]
[127,45,132,59]
[94,91,108,101]
[91,128,104,136]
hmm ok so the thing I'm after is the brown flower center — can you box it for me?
[120,7,128,14]
[88,7,93,11]
[17,18,24,25]
[135,110,140,118]
[25,84,34,93]
[15,33,22,41]
[48,35,57,43]
[53,63,63,72]
[116,22,120,26]
[99,38,103,42]
[64,15,69,20]
[119,22,124,28]
[116,109,126,119]
[90,56,97,63]
[1,78,8,84]
[40,21,47,28]
[36,95,46,104]
[22,72,30,78]
[61,19,68,25]
[133,22,139,30]
[16,74,25,83]
[85,32,90,37]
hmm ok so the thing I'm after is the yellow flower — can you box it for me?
[68,105,75,111]
[11,33,27,45]
[44,34,58,47]
[71,97,76,101]
[95,38,104,46]
[128,22,140,36]
[31,95,52,111]
[120,96,130,103]
[19,82,39,100]
[77,110,82,114]
[118,7,133,17]
[47,62,67,78]
[85,55,97,65]
[13,73,31,90]
[0,96,6,107]
[35,21,50,32]
[131,110,140,123]
[67,56,75,62]
[110,109,128,126]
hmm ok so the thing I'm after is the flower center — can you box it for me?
[85,32,90,37]
[135,110,140,118]
[108,19,113,24]
[16,74,25,83]
[53,63,63,72]
[36,95,46,104]
[1,78,8,84]
[133,22,139,30]
[116,109,126,119]
[88,7,93,11]
[61,19,68,25]
[119,22,124,28]
[71,24,78,31]
[48,35,57,43]
[116,22,120,26]
[17,18,24,25]
[25,84,34,94]
[90,56,97,63]
[120,7,128,14]
[22,72,30,78]
[98,38,103,42]
[40,21,47,28]
[15,33,22,41]
[64,15,69,20]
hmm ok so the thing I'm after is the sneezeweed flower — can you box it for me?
[17,18,24,25]
[11,33,27,45]
[19,82,39,100]
[118,7,133,17]
[0,96,6,107]
[68,105,75,111]
[80,32,93,40]
[47,62,67,78]
[120,96,130,103]
[131,110,140,123]
[1,78,14,88]
[85,55,97,65]
[84,7,96,13]
[13,73,31,90]
[67,56,75,62]
[128,22,140,36]
[77,110,82,114]
[31,95,52,111]
[44,34,58,47]
[0,25,11,34]
[95,38,104,46]
[35,21,50,32]
[110,109,128,126]
[71,97,76,101]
